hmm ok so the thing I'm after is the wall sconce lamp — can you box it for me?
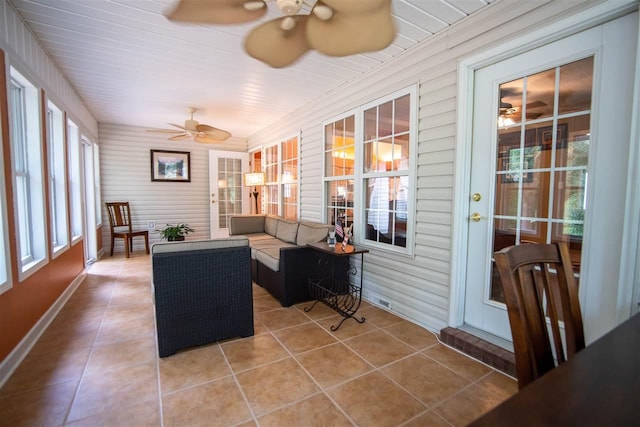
[244,172,266,214]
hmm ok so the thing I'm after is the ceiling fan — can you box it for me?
[166,0,396,68]
[147,107,231,143]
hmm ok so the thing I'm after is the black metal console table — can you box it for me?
[304,242,369,331]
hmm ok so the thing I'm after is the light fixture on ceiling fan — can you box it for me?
[146,107,231,143]
[166,0,396,68]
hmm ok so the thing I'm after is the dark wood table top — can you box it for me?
[307,241,369,256]
[468,312,640,427]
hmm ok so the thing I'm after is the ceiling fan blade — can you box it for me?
[306,0,395,57]
[526,100,547,109]
[169,134,191,141]
[196,124,232,141]
[167,0,267,24]
[146,128,183,134]
[244,17,311,68]
[194,135,225,144]
[321,0,388,14]
[168,123,188,131]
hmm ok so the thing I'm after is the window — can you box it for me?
[46,101,69,254]
[281,136,299,220]
[263,135,300,219]
[0,123,11,293]
[93,142,101,226]
[67,120,83,241]
[323,87,416,253]
[10,67,47,275]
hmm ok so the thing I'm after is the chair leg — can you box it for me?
[110,236,115,256]
[144,232,150,254]
[124,237,130,258]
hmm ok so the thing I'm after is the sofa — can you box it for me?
[151,237,254,357]
[229,215,332,307]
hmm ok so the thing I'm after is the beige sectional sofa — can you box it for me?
[229,215,332,306]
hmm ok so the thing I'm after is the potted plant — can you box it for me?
[158,223,194,241]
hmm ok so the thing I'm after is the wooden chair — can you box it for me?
[105,202,150,258]
[494,242,585,389]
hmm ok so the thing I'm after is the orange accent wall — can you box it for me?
[0,50,86,362]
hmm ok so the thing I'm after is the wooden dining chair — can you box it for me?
[105,202,150,258]
[494,242,585,389]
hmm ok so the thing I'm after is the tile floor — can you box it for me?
[0,253,517,426]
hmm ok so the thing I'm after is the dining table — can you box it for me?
[468,312,640,426]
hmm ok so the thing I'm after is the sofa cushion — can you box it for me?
[229,215,265,235]
[152,236,248,254]
[296,223,331,245]
[265,215,279,236]
[255,247,281,272]
[276,219,299,244]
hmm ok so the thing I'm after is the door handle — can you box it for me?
[469,212,486,222]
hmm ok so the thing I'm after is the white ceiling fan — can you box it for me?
[147,107,231,143]
[166,0,396,68]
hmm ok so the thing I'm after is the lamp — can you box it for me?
[244,172,265,214]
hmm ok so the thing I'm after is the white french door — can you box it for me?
[208,150,250,238]
[463,14,638,342]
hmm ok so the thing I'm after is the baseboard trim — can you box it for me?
[0,270,87,388]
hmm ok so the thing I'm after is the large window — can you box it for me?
[263,135,299,219]
[67,119,83,241]
[10,67,47,275]
[324,87,416,253]
[47,101,69,254]
[0,122,11,293]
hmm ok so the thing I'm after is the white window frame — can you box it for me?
[46,100,69,256]
[280,132,300,220]
[93,142,101,226]
[322,85,418,255]
[67,119,83,242]
[0,107,12,294]
[263,142,280,216]
[9,67,48,278]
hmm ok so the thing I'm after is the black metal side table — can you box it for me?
[304,241,369,331]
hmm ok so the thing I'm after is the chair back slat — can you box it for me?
[494,242,585,389]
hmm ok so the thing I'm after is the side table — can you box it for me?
[304,241,369,331]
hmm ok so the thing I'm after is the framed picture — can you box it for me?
[150,150,191,182]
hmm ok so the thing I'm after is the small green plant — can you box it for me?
[158,223,194,241]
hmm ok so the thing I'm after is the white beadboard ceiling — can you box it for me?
[9,0,496,139]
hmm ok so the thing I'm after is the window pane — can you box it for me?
[378,100,393,138]
[558,57,593,115]
[395,94,410,134]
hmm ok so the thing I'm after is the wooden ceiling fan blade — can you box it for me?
[166,0,267,24]
[244,17,311,68]
[146,128,183,134]
[307,1,395,57]
[169,134,191,141]
[196,124,232,141]
[321,0,388,14]
[195,135,225,144]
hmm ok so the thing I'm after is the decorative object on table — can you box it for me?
[327,230,336,247]
[146,107,231,143]
[243,172,266,214]
[158,223,194,241]
[150,149,191,182]
[342,224,353,250]
[165,0,395,68]
[335,217,344,242]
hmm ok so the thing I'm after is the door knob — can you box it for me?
[472,193,482,202]
[469,212,485,222]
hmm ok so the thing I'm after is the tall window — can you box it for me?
[10,67,47,275]
[264,144,279,215]
[47,101,69,254]
[67,120,83,241]
[323,87,416,253]
[263,136,300,219]
[324,115,355,229]
[281,136,299,220]
[93,142,101,226]
[0,125,11,293]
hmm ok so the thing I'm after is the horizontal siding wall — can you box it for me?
[0,1,97,138]
[248,0,603,333]
[98,123,247,254]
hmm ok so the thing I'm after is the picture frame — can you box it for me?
[150,149,191,182]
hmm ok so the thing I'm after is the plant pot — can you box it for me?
[168,236,185,241]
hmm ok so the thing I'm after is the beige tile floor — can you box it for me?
[0,253,517,426]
